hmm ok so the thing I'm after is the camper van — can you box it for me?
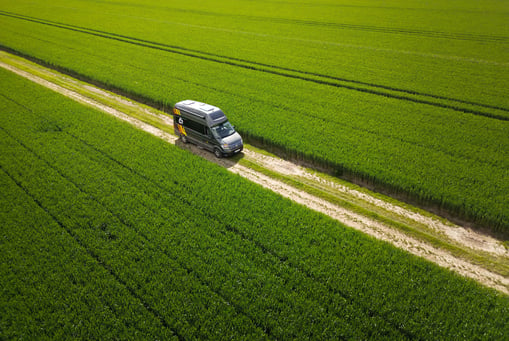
[172,100,243,157]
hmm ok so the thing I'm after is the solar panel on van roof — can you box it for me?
[199,103,215,112]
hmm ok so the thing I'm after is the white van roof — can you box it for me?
[175,100,218,115]
[174,100,227,125]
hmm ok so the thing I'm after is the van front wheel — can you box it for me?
[214,148,222,158]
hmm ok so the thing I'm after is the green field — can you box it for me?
[2,64,509,339]
[0,0,507,232]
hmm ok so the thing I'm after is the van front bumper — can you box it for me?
[222,145,243,156]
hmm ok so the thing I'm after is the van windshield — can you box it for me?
[211,121,235,139]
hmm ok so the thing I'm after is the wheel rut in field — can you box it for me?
[1,10,508,121]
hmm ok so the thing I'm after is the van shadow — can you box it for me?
[174,139,244,169]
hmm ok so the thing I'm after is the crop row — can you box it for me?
[1,66,508,339]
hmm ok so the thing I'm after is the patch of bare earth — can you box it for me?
[1,57,507,295]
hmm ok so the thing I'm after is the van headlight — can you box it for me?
[222,143,230,149]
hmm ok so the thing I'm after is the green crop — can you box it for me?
[0,0,507,231]
[1,66,508,339]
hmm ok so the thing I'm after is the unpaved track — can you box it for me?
[1,55,507,295]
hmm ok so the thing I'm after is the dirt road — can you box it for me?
[1,51,507,294]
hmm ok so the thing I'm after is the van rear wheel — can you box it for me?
[181,135,188,143]
[214,148,222,158]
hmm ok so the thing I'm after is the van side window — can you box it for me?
[182,116,206,135]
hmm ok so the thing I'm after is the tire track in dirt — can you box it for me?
[1,58,507,295]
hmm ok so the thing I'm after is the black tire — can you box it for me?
[214,148,222,158]
[181,135,188,144]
